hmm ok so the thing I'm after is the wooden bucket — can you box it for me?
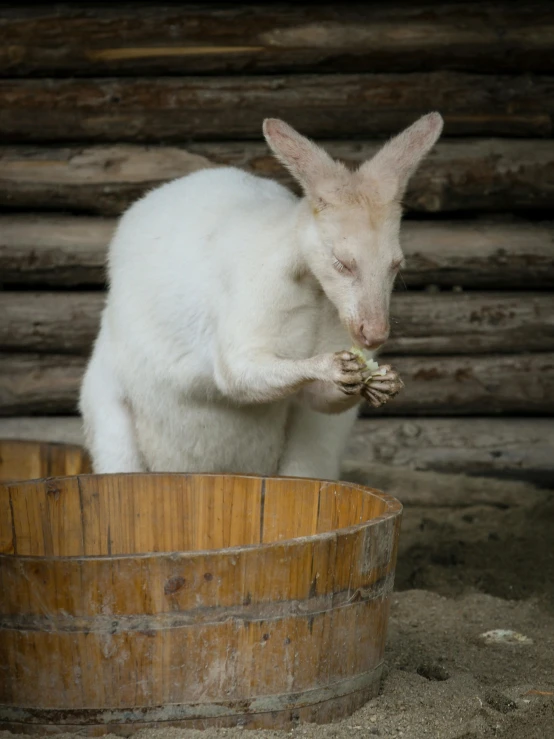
[0,470,402,734]
[0,439,91,482]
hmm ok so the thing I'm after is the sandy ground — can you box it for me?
[2,472,553,739]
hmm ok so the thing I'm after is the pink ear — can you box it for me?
[359,112,443,201]
[263,118,343,196]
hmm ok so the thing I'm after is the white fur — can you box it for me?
[80,114,442,477]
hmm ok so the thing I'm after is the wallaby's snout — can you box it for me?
[355,318,390,351]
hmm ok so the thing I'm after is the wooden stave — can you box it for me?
[0,439,91,482]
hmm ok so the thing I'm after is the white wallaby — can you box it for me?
[80,113,443,478]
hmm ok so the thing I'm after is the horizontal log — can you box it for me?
[0,145,215,216]
[0,292,103,353]
[0,73,552,143]
[0,215,113,285]
[0,416,84,445]
[1,139,553,215]
[1,4,553,75]
[367,354,554,416]
[2,215,552,289]
[386,293,554,355]
[341,462,547,507]
[1,292,552,356]
[399,219,554,289]
[1,415,551,485]
[346,418,554,485]
[1,353,552,417]
[0,354,83,416]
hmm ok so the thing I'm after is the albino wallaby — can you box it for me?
[80,113,443,478]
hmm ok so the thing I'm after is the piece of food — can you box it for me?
[349,346,386,383]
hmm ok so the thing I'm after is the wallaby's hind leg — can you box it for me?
[79,345,145,473]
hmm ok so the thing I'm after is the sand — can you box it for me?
[2,473,553,739]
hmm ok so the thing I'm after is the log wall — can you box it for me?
[0,3,553,480]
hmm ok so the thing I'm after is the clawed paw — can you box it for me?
[361,364,404,408]
[331,351,366,395]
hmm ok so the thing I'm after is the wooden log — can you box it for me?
[0,73,553,142]
[2,215,553,288]
[367,353,554,416]
[2,352,552,417]
[0,292,103,354]
[1,139,552,215]
[1,291,552,356]
[0,472,400,732]
[386,292,554,355]
[0,416,84,445]
[1,4,553,76]
[398,219,554,289]
[340,461,547,508]
[346,418,554,486]
[0,354,83,416]
[1,416,550,485]
[0,215,113,286]
[0,144,215,216]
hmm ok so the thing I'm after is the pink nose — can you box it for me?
[358,321,389,350]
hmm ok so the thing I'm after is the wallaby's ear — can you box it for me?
[263,118,348,206]
[359,112,443,202]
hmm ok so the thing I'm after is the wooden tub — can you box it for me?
[0,465,402,733]
[0,439,91,482]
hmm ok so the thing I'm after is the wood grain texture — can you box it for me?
[1,416,551,484]
[0,292,103,354]
[0,215,113,286]
[398,219,554,289]
[0,471,401,731]
[0,439,90,482]
[0,353,83,416]
[1,215,552,288]
[1,4,553,76]
[341,461,547,509]
[386,292,554,355]
[0,72,552,142]
[346,418,554,485]
[1,139,552,215]
[369,353,554,416]
[2,291,552,356]
[0,416,84,445]
[2,352,552,417]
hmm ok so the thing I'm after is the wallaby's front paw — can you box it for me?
[321,351,366,396]
[362,365,404,407]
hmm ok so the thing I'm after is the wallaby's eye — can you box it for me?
[333,255,354,275]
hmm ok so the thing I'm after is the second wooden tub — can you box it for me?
[0,468,402,734]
